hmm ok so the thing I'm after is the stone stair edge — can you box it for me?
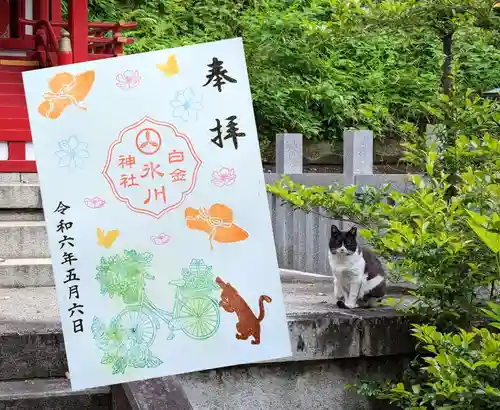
[0,258,53,288]
[0,285,415,362]
[0,220,45,227]
[0,378,112,409]
[0,378,110,401]
[0,182,42,209]
[0,257,51,266]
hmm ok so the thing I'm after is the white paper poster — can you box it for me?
[22,38,292,391]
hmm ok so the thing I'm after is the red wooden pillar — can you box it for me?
[34,0,50,20]
[0,0,10,38]
[50,0,62,36]
[68,0,88,63]
[16,0,26,38]
[50,0,62,21]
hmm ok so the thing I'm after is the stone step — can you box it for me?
[0,221,48,259]
[0,287,65,380]
[0,378,111,409]
[0,285,414,382]
[0,209,44,221]
[0,258,52,288]
[0,183,42,209]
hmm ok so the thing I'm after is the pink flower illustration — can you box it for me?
[151,233,171,245]
[116,70,141,89]
[84,197,106,209]
[211,167,236,187]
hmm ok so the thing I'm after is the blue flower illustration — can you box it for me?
[55,135,90,169]
[171,88,203,121]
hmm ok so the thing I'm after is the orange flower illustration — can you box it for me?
[185,204,248,250]
[38,70,95,119]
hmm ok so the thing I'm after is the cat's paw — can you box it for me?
[344,301,358,309]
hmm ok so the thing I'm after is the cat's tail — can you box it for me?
[257,295,272,321]
[215,276,226,289]
[360,275,385,295]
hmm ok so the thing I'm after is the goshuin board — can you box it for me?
[23,38,292,391]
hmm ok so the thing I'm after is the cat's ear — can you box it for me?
[331,224,340,235]
[348,226,357,236]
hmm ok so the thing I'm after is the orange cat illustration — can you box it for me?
[38,70,95,119]
[215,276,271,345]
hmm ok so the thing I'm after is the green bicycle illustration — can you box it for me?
[92,250,221,375]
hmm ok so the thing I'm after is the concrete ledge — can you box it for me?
[0,284,415,381]
[283,283,415,360]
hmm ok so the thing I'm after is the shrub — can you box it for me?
[356,303,500,409]
[267,92,500,329]
[268,92,500,407]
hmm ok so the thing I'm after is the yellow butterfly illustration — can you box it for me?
[157,55,179,77]
[97,228,120,249]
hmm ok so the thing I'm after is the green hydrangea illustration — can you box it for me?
[92,316,162,375]
[92,253,221,375]
[95,249,154,304]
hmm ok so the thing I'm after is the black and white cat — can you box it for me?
[328,224,386,309]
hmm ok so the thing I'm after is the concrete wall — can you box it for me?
[175,357,407,410]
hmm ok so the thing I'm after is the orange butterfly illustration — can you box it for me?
[185,204,249,251]
[38,70,95,119]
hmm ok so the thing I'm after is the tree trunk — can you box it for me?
[441,31,453,97]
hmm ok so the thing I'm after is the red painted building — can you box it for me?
[0,0,135,172]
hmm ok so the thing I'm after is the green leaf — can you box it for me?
[467,221,500,254]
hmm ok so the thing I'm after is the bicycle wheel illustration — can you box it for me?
[178,297,220,340]
[115,307,157,347]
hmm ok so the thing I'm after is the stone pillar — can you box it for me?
[343,129,373,184]
[342,129,373,233]
[275,133,303,174]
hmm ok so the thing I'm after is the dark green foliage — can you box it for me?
[82,0,500,142]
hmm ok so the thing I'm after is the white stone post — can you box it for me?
[343,129,373,184]
[275,133,303,174]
